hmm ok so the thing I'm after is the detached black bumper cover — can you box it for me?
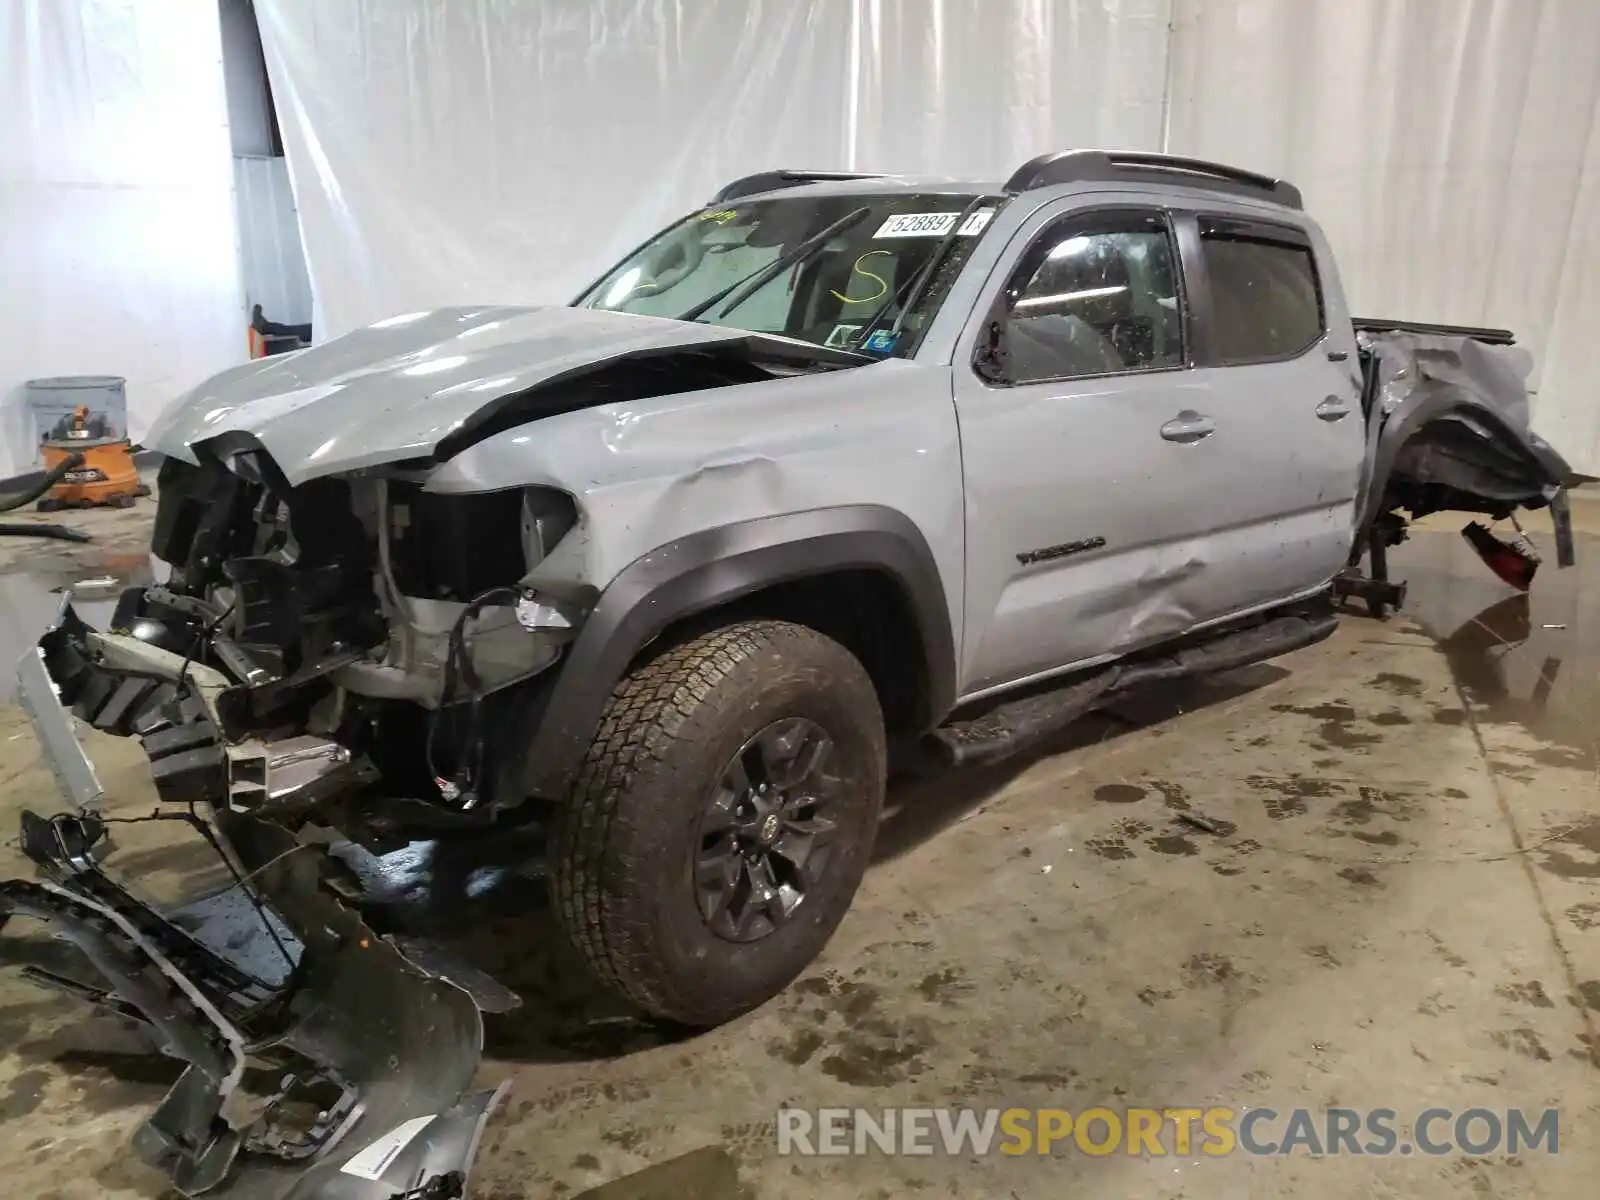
[6,607,508,1198]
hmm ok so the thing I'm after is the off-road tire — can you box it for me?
[550,619,886,1026]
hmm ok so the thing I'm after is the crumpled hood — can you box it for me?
[144,305,858,486]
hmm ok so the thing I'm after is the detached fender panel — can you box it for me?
[522,504,956,799]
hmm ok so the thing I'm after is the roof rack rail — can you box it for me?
[709,170,886,204]
[1004,149,1303,209]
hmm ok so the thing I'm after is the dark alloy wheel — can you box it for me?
[550,619,886,1026]
[695,717,844,943]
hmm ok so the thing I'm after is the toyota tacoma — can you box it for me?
[6,150,1575,1196]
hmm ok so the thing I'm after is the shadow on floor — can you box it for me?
[305,662,1294,1066]
[872,664,1288,864]
[1398,526,1597,768]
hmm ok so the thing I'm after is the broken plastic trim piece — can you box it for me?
[0,808,505,1198]
[0,877,249,1193]
[17,649,105,809]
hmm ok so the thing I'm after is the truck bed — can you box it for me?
[1353,317,1515,346]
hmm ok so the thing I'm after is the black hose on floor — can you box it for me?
[0,454,96,542]
[0,453,85,515]
[0,522,93,543]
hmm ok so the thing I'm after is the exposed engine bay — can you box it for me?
[125,446,587,817]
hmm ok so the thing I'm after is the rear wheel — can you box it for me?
[549,619,885,1026]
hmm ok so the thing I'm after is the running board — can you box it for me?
[927,605,1339,769]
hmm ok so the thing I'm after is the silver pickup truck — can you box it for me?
[7,150,1574,1197]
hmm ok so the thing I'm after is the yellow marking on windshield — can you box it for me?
[831,250,892,305]
[699,209,739,224]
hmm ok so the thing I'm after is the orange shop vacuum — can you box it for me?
[36,405,149,510]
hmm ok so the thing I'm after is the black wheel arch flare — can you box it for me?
[519,504,957,800]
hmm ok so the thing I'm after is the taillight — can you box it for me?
[1461,521,1540,591]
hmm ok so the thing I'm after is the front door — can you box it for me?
[952,203,1240,696]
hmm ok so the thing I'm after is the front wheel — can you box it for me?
[549,619,886,1026]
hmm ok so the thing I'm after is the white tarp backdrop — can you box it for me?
[258,0,1599,475]
[1167,0,1600,481]
[0,0,244,478]
[252,0,1172,333]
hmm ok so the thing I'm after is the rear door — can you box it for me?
[953,202,1242,695]
[1174,209,1365,610]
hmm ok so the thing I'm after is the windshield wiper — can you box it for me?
[853,195,990,351]
[677,206,873,324]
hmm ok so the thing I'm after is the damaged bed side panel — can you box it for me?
[1358,330,1575,565]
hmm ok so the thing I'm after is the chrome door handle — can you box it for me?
[1315,396,1351,421]
[1160,410,1215,443]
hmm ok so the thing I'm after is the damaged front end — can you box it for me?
[132,442,585,812]
[3,441,590,1195]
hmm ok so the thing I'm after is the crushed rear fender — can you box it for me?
[1357,329,1575,568]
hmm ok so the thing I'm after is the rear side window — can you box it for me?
[1200,222,1324,364]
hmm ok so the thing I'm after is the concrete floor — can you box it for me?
[0,490,1595,1199]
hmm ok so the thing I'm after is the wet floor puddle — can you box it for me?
[1392,528,1598,771]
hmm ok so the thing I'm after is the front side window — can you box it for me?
[990,209,1185,384]
[1199,223,1324,364]
[575,192,1006,358]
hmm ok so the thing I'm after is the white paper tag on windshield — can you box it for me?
[874,209,994,239]
[340,1115,436,1180]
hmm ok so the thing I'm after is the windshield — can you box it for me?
[574,191,1005,358]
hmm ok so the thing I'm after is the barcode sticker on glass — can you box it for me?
[873,209,994,238]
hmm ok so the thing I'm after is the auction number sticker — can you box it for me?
[874,209,994,238]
